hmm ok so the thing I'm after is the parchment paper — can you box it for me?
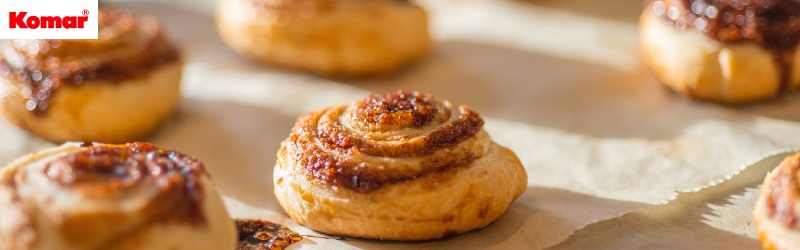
[3,0,800,248]
[549,150,794,249]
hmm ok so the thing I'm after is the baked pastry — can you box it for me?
[0,8,183,143]
[754,152,800,250]
[273,90,528,240]
[215,0,430,77]
[0,142,236,250]
[640,0,800,104]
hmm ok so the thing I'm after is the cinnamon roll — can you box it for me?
[0,142,236,250]
[640,0,800,104]
[215,0,430,77]
[754,152,800,250]
[273,90,528,240]
[0,8,183,143]
[755,151,800,250]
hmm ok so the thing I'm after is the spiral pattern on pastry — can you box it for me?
[290,90,486,192]
[274,90,527,240]
[0,143,236,250]
[0,8,183,143]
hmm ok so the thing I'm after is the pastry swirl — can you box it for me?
[0,8,183,143]
[0,143,236,250]
[289,90,486,192]
[274,90,527,240]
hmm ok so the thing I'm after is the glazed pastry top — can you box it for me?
[0,8,180,114]
[35,142,209,225]
[285,90,488,193]
[651,0,800,44]
[0,142,210,249]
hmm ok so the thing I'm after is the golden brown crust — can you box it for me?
[640,1,800,104]
[273,90,528,240]
[0,143,236,250]
[215,0,430,77]
[0,8,183,143]
[756,216,780,250]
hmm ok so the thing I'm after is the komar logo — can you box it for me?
[0,0,98,39]
[9,10,90,29]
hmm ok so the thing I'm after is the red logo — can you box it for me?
[9,11,89,29]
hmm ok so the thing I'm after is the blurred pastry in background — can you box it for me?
[0,8,183,143]
[215,0,430,77]
[273,90,527,240]
[640,0,800,104]
[754,151,800,250]
[0,142,236,250]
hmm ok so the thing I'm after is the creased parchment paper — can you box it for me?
[548,150,795,249]
[3,0,800,248]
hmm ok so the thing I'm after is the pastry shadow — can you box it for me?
[152,99,296,212]
[736,93,800,122]
[548,150,789,249]
[341,40,758,140]
[0,120,55,166]
[109,1,800,131]
[105,1,279,74]
[549,187,762,250]
[336,186,647,250]
[513,0,643,24]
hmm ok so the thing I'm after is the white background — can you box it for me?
[0,0,97,39]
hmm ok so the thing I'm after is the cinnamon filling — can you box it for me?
[651,0,800,92]
[0,8,180,115]
[287,90,485,192]
[41,142,208,226]
[353,91,439,130]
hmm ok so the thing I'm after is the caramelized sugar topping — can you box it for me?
[236,219,302,250]
[43,142,208,225]
[287,90,486,192]
[352,90,439,131]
